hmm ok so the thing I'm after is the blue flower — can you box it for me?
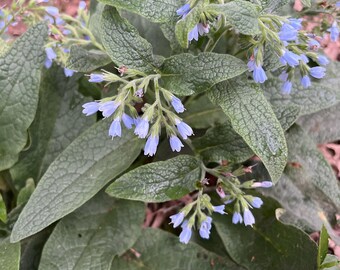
[44,58,53,69]
[62,29,72,35]
[56,17,64,25]
[328,21,339,42]
[109,117,122,137]
[213,205,225,215]
[281,80,292,95]
[188,24,199,41]
[179,220,192,244]
[176,120,193,140]
[317,55,329,66]
[309,66,326,79]
[99,101,120,118]
[279,71,289,82]
[289,18,303,30]
[247,59,256,71]
[89,73,104,83]
[169,136,184,152]
[176,4,191,17]
[82,101,99,116]
[308,39,320,50]
[279,23,298,41]
[122,113,134,129]
[43,15,54,24]
[251,197,263,209]
[134,118,149,138]
[280,50,301,67]
[144,135,159,156]
[232,212,243,224]
[45,6,59,17]
[64,68,74,77]
[243,209,255,226]
[0,20,5,31]
[337,1,340,8]
[171,96,185,113]
[300,54,309,64]
[170,212,185,228]
[199,217,212,239]
[301,75,311,88]
[252,65,267,83]
[79,1,86,10]
[45,47,57,61]
[252,181,273,188]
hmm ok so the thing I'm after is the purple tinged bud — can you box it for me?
[301,75,311,88]
[45,47,57,61]
[213,205,225,215]
[79,1,86,10]
[328,21,339,42]
[251,197,263,209]
[247,59,256,72]
[199,217,212,239]
[252,181,273,188]
[317,55,329,66]
[144,135,159,156]
[232,212,243,224]
[134,118,149,138]
[99,101,120,118]
[45,6,59,17]
[176,4,191,17]
[309,66,326,79]
[109,117,122,137]
[281,81,292,95]
[243,209,255,226]
[64,68,74,77]
[82,101,99,116]
[176,120,193,140]
[135,88,144,97]
[89,73,104,83]
[122,113,134,129]
[169,136,184,152]
[308,39,320,50]
[170,212,185,228]
[171,96,185,113]
[179,220,192,244]
[253,65,267,83]
[62,29,72,35]
[197,23,210,35]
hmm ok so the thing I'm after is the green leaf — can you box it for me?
[272,105,300,131]
[321,254,340,270]
[101,6,157,73]
[10,68,95,187]
[111,228,244,270]
[206,1,260,36]
[175,2,204,48]
[214,197,318,270]
[301,0,311,8]
[182,94,227,129]
[264,62,340,116]
[39,194,145,270]
[97,0,178,23]
[193,121,254,164]
[161,52,247,96]
[10,121,144,242]
[16,178,35,206]
[0,23,47,171]
[89,2,105,43]
[0,239,20,270]
[208,78,288,183]
[318,225,329,267]
[0,193,6,223]
[106,155,200,202]
[297,103,340,143]
[259,0,290,13]
[66,45,111,73]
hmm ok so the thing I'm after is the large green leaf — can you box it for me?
[106,155,200,202]
[297,103,340,143]
[10,68,95,186]
[111,228,244,270]
[264,62,340,116]
[10,121,143,242]
[0,23,47,171]
[262,125,340,236]
[0,239,20,270]
[206,1,260,35]
[98,0,178,23]
[259,0,290,12]
[208,78,287,183]
[66,45,112,73]
[161,53,247,96]
[214,197,318,270]
[39,194,145,270]
[101,6,157,73]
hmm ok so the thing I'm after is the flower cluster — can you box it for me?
[82,69,194,156]
[169,192,225,244]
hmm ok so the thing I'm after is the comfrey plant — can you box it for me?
[1,0,340,269]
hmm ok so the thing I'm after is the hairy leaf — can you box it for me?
[0,239,20,270]
[11,121,143,242]
[0,23,47,171]
[208,78,287,183]
[162,53,247,96]
[39,194,145,270]
[106,155,200,202]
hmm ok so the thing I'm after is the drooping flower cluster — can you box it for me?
[82,68,194,156]
[169,192,226,244]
